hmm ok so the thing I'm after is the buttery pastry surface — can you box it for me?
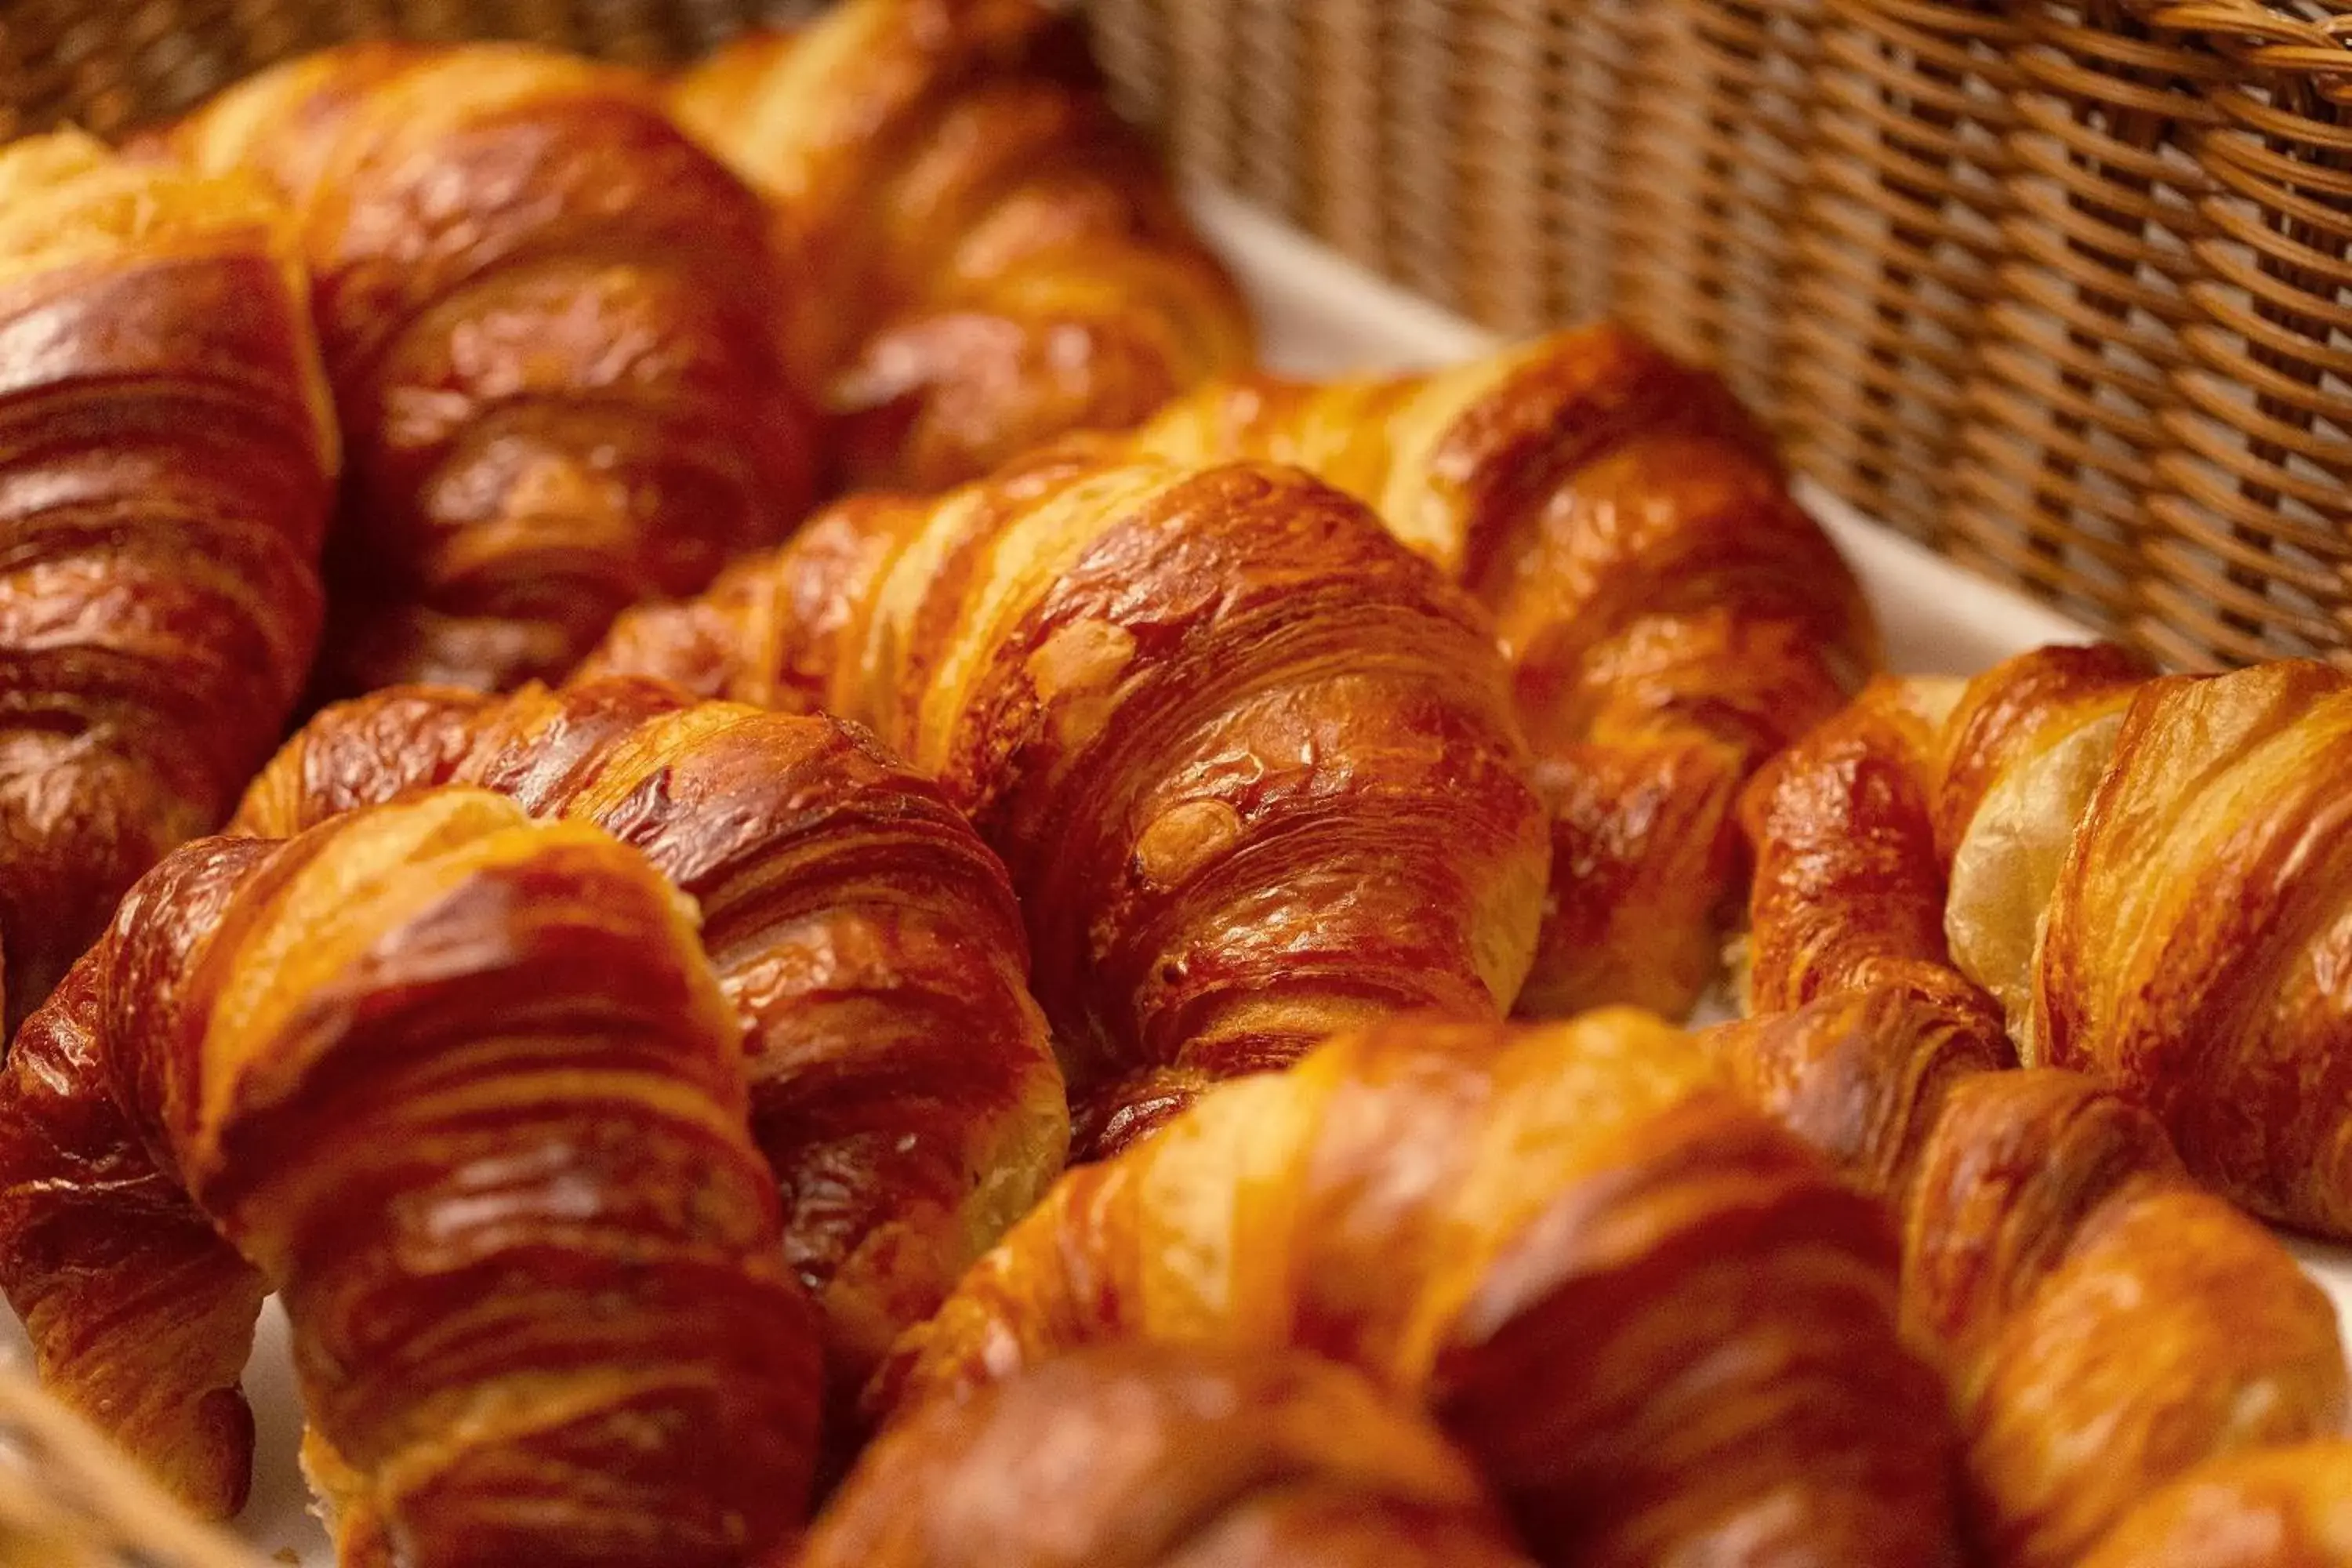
[802,1344,1537,1567]
[877,1009,1965,1567]
[1709,982,2347,1565]
[584,456,1552,1153]
[1744,644,2352,1236]
[0,131,336,1027]
[669,0,1254,491]
[1098,323,1879,1020]
[0,792,818,1565]
[158,42,818,695]
[234,675,1066,1395]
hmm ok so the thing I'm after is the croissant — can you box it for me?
[1743,643,2352,1236]
[0,790,818,1563]
[2079,1444,2352,1568]
[157,42,818,695]
[668,0,1254,492]
[581,456,1551,1153]
[231,675,1065,1395]
[0,131,335,1027]
[876,1010,1965,1566]
[801,1344,1536,1567]
[1705,989,2349,1568]
[1100,323,1879,1018]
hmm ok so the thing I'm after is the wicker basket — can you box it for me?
[8,0,2352,669]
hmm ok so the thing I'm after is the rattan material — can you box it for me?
[7,0,2352,667]
[1940,2,2220,632]
[1087,0,2352,671]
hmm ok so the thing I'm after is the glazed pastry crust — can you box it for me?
[1708,987,2349,1568]
[1110,324,1878,1018]
[0,132,335,1025]
[670,0,1253,490]
[1742,643,2352,1235]
[0,793,819,1563]
[234,676,1067,1392]
[162,42,817,695]
[876,1011,1965,1568]
[231,677,1068,1382]
[802,1345,1537,1568]
[584,458,1551,1152]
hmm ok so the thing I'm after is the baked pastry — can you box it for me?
[877,1010,1966,1566]
[158,42,818,695]
[1707,989,2348,1568]
[231,675,1065,1395]
[581,456,1551,1154]
[0,1357,273,1568]
[2078,1444,2352,1568]
[800,1344,1536,1567]
[0,130,335,1028]
[1742,644,2352,1236]
[0,790,818,1566]
[1105,324,1878,1018]
[668,0,1254,491]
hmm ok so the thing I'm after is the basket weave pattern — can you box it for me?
[7,0,2352,669]
[1093,0,2352,672]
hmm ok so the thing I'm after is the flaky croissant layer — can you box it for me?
[0,792,818,1564]
[670,0,1254,490]
[1708,986,2347,1566]
[876,1010,1965,1567]
[584,456,1552,1154]
[1744,643,2352,1237]
[234,676,1067,1402]
[803,1344,1537,1567]
[0,130,336,1028]
[158,41,818,695]
[1100,323,1879,1021]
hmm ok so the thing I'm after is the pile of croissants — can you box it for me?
[0,1,2344,1564]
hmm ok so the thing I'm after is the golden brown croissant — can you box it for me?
[801,1344,1536,1568]
[581,456,1551,1154]
[0,1358,273,1568]
[668,0,1254,492]
[231,675,1065,1392]
[2078,1443,2352,1567]
[1103,324,1879,1018]
[1743,642,2352,1236]
[1706,989,2348,1568]
[0,790,818,1563]
[0,131,336,1027]
[158,42,818,695]
[876,1010,1965,1567]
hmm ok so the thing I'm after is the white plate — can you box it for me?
[8,187,2347,1562]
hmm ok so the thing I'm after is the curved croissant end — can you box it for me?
[803,1345,1535,1568]
[2078,1444,2352,1568]
[1698,985,2011,1207]
[1934,642,2156,1047]
[670,0,1254,491]
[1709,989,2349,1568]
[2034,660,2352,1234]
[233,675,1065,1392]
[1759,644,2352,1237]
[1909,1071,2347,1568]
[1736,674,2008,1052]
[877,1010,1964,1567]
[0,131,336,1026]
[584,457,1551,1154]
[163,42,818,695]
[0,792,819,1559]
[1117,324,1878,1020]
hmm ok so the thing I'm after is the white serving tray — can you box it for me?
[9,187,2348,1560]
